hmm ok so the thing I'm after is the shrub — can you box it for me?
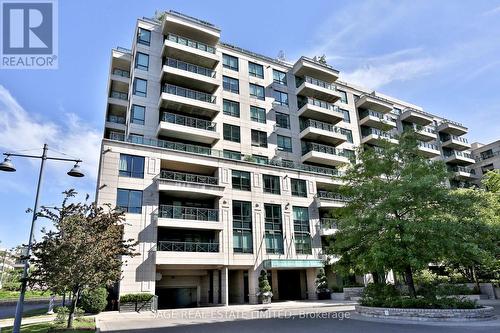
[80,287,108,314]
[258,270,272,294]
[315,269,329,293]
[435,284,473,296]
[55,306,69,324]
[330,285,343,293]
[120,293,154,303]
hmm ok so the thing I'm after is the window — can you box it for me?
[342,129,353,143]
[263,174,280,194]
[223,99,240,117]
[233,201,253,253]
[130,105,145,125]
[338,89,348,104]
[223,124,240,142]
[340,108,350,123]
[250,106,266,123]
[223,76,239,94]
[275,112,290,129]
[133,78,147,97]
[293,206,311,254]
[249,83,265,100]
[264,204,283,254]
[344,149,356,160]
[273,90,289,106]
[252,155,269,164]
[135,52,149,71]
[117,189,142,213]
[232,170,251,191]
[248,62,264,78]
[291,179,307,197]
[223,54,239,71]
[273,69,287,85]
[119,154,144,178]
[251,130,268,147]
[224,150,241,160]
[137,28,151,46]
[277,135,292,152]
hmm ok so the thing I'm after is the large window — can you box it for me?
[248,62,264,79]
[223,53,239,71]
[273,69,287,85]
[232,170,251,191]
[263,174,280,194]
[233,200,253,253]
[338,89,348,104]
[251,130,268,148]
[117,189,142,213]
[131,104,145,125]
[224,150,241,160]
[273,90,289,106]
[119,154,144,178]
[133,78,147,97]
[249,83,265,100]
[137,28,151,46]
[343,129,353,143]
[223,124,240,142]
[277,135,292,152]
[135,52,149,71]
[250,106,266,123]
[293,206,311,254]
[223,99,240,117]
[340,108,350,123]
[223,76,239,94]
[275,112,290,129]
[291,179,307,197]
[264,204,283,254]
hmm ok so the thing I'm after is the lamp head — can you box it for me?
[0,156,16,172]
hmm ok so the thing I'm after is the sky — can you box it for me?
[1,0,499,248]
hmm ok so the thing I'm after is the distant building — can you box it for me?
[471,140,500,183]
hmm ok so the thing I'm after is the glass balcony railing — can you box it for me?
[159,170,218,185]
[107,115,126,124]
[295,76,336,90]
[418,141,438,150]
[316,191,350,202]
[110,91,128,100]
[161,112,216,131]
[157,241,219,253]
[320,218,338,229]
[299,119,344,134]
[441,134,469,144]
[301,142,347,157]
[359,109,395,123]
[164,57,216,78]
[165,33,216,54]
[108,131,125,141]
[404,123,436,134]
[112,68,130,78]
[448,166,476,174]
[158,204,219,221]
[361,127,397,139]
[162,84,216,104]
[297,96,342,114]
[444,151,473,159]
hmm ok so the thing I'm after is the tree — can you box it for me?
[258,270,272,295]
[327,130,483,297]
[317,54,327,65]
[29,190,137,328]
[315,268,329,292]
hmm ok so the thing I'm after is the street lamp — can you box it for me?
[0,144,84,333]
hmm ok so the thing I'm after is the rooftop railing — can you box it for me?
[165,33,216,54]
[158,204,219,221]
[300,56,338,72]
[112,68,130,78]
[160,112,216,131]
[168,10,218,29]
[157,240,219,253]
[162,83,216,104]
[115,47,132,54]
[358,92,394,106]
[164,57,216,78]
[110,91,128,100]
[299,119,344,134]
[159,169,218,185]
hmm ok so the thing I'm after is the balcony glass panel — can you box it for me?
[162,84,216,103]
[159,170,218,185]
[166,33,216,54]
[107,115,126,124]
[112,68,130,78]
[295,76,336,90]
[110,91,127,100]
[158,204,219,221]
[164,57,216,78]
[161,112,216,131]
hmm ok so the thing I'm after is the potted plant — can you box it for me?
[257,270,273,304]
[316,269,331,300]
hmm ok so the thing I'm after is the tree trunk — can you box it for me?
[67,287,80,329]
[405,265,417,298]
[472,266,480,292]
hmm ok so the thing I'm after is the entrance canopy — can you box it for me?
[263,259,323,269]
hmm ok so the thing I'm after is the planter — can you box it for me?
[343,287,364,300]
[317,291,331,300]
[119,299,154,312]
[495,287,500,299]
[258,295,272,304]
[330,292,345,300]
[355,305,495,321]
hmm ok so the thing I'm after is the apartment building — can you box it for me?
[95,10,474,308]
[471,140,500,183]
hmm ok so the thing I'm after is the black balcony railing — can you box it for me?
[160,112,216,131]
[159,170,218,185]
[162,84,216,104]
[157,241,219,252]
[316,191,350,202]
[164,57,216,78]
[299,119,345,134]
[165,33,216,54]
[158,205,219,221]
[301,142,347,157]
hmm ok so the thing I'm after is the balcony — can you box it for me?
[159,84,219,118]
[108,90,128,107]
[299,119,347,145]
[162,10,220,45]
[448,166,478,180]
[359,109,397,129]
[301,142,350,167]
[295,76,342,103]
[157,112,220,144]
[297,97,344,123]
[292,56,339,82]
[315,191,349,208]
[156,240,223,265]
[106,114,126,131]
[157,205,222,232]
[162,33,219,68]
[437,120,468,136]
[162,57,219,93]
[319,218,338,236]
[440,135,470,151]
[400,108,434,126]
[404,123,437,142]
[417,141,440,158]
[156,170,224,198]
[158,241,219,252]
[110,68,130,84]
[361,128,399,146]
[355,93,393,113]
[443,151,475,165]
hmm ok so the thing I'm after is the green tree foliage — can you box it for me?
[258,270,271,294]
[315,268,329,292]
[29,190,138,328]
[80,287,108,314]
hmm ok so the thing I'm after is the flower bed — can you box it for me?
[355,305,494,321]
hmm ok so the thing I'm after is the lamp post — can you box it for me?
[0,144,84,333]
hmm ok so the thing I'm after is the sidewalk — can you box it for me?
[0,314,56,328]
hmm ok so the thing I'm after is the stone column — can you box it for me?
[306,268,318,300]
[221,266,229,306]
[248,268,259,304]
[271,270,279,300]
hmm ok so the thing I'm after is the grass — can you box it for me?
[1,318,95,332]
[0,290,51,299]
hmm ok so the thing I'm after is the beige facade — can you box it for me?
[96,11,473,308]
[471,140,500,183]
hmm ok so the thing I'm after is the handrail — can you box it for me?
[358,92,393,106]
[157,240,219,252]
[164,57,216,78]
[439,119,465,128]
[160,112,216,131]
[158,205,219,221]
[115,47,131,54]
[162,83,216,103]
[165,33,216,54]
[299,56,339,73]
[159,170,218,185]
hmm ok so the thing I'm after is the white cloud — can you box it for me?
[483,5,500,16]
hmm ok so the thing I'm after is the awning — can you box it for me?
[263,259,324,269]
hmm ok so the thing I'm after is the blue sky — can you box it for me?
[1,0,499,248]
